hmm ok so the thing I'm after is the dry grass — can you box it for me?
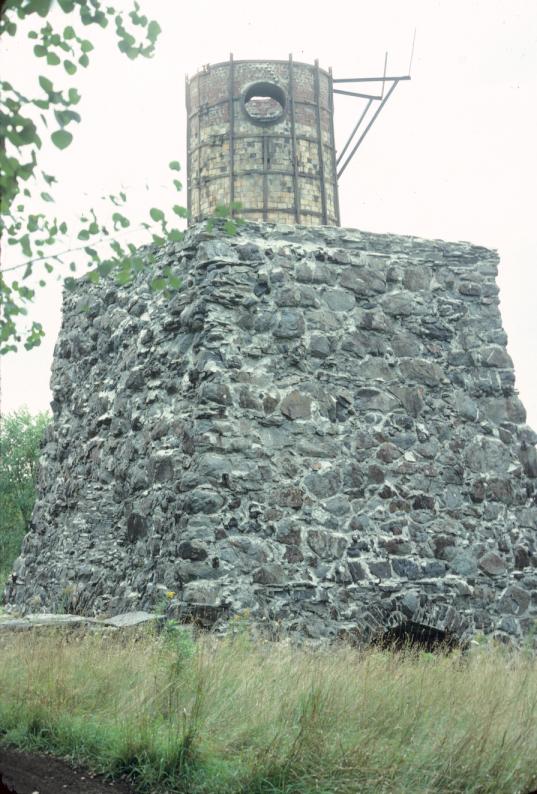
[0,624,536,793]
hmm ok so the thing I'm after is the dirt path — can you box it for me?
[0,747,135,794]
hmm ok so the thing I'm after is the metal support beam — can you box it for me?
[228,53,235,216]
[333,75,411,83]
[262,133,269,221]
[336,97,373,166]
[337,79,400,179]
[328,66,341,226]
[185,73,192,222]
[314,59,328,225]
[288,54,301,223]
[196,72,202,218]
[333,88,382,100]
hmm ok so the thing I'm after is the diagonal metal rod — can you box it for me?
[333,88,382,100]
[408,28,417,74]
[336,97,373,166]
[333,75,410,83]
[337,80,400,179]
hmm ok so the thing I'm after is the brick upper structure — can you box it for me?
[186,58,340,226]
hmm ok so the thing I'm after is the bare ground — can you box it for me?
[0,747,135,794]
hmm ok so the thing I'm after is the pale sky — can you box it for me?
[1,0,536,430]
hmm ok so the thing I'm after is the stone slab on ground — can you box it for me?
[0,611,160,634]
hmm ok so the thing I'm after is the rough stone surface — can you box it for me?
[4,221,537,645]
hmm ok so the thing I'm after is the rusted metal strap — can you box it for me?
[314,60,328,225]
[228,53,235,215]
[288,54,301,223]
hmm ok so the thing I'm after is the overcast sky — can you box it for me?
[2,0,536,430]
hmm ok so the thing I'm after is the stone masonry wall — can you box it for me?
[5,222,537,644]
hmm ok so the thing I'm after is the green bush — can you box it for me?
[0,408,50,582]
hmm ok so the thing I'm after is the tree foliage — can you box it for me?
[0,408,50,581]
[0,0,188,355]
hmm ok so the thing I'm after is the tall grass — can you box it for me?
[0,626,536,793]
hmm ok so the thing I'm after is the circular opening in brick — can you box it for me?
[242,81,286,125]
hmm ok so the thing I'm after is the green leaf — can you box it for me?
[168,229,183,242]
[58,0,76,12]
[172,204,188,218]
[224,220,237,235]
[169,160,181,171]
[64,59,77,75]
[149,207,164,222]
[150,277,166,291]
[54,109,81,127]
[63,25,75,39]
[112,212,129,229]
[115,270,132,286]
[98,261,114,277]
[32,0,54,16]
[51,129,73,149]
[33,45,47,58]
[110,240,125,257]
[68,87,81,104]
[77,229,90,240]
[147,19,161,41]
[78,53,90,68]
[40,192,54,202]
[46,52,61,66]
[173,179,182,191]
[45,263,54,273]
[19,234,32,258]
[80,39,94,53]
[38,75,53,93]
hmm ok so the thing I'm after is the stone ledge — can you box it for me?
[0,611,161,634]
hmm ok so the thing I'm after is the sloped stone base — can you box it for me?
[5,222,537,644]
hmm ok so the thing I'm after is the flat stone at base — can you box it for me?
[102,611,159,628]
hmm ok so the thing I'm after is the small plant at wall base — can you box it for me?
[0,409,50,583]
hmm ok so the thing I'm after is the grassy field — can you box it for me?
[0,623,536,794]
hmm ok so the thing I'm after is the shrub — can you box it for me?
[0,408,50,582]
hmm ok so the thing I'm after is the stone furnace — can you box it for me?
[4,55,537,645]
[5,221,537,645]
